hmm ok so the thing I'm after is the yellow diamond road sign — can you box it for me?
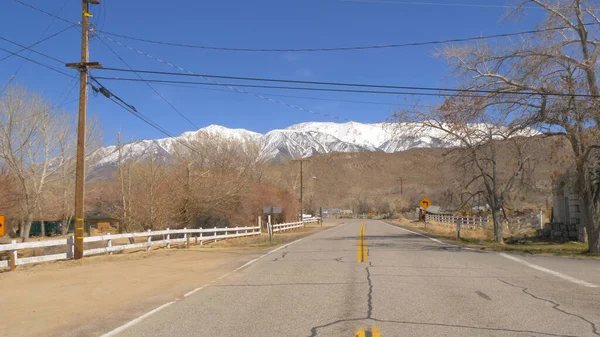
[419,198,431,210]
[0,214,5,237]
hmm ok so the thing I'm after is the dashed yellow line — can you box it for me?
[357,222,367,263]
[355,325,380,337]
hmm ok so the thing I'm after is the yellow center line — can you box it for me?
[355,326,380,337]
[357,222,367,263]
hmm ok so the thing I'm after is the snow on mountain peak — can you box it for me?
[89,121,536,176]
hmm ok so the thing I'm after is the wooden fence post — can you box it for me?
[456,217,461,240]
[147,229,152,252]
[184,228,188,248]
[67,235,75,259]
[195,233,198,245]
[166,228,171,249]
[9,240,17,271]
[107,233,112,255]
[214,227,217,243]
[200,231,203,246]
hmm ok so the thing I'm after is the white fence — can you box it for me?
[272,218,319,233]
[0,217,323,271]
[0,225,261,270]
[426,212,543,230]
[425,214,490,228]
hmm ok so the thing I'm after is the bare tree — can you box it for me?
[432,0,600,251]
[393,96,535,242]
[0,86,71,241]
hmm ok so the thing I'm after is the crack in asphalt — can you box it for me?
[272,251,288,261]
[498,279,600,336]
[367,262,374,319]
[369,318,578,337]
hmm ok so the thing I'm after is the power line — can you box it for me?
[0,24,76,63]
[95,35,200,129]
[98,66,581,98]
[0,31,72,65]
[342,0,546,9]
[15,0,598,54]
[93,75,600,99]
[89,76,177,137]
[0,46,76,78]
[99,33,351,121]
[92,76,479,97]
[2,0,74,93]
[90,76,212,155]
[93,23,598,53]
[146,81,433,107]
[13,0,78,26]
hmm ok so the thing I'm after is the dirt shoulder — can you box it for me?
[0,223,339,337]
[385,218,597,258]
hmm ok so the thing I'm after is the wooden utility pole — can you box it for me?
[67,0,101,259]
[300,160,303,219]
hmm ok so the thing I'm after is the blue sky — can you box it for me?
[0,0,542,145]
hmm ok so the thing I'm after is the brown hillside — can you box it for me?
[261,136,571,214]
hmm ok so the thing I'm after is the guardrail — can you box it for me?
[0,225,261,270]
[272,218,320,233]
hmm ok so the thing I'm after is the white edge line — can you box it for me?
[99,223,344,336]
[379,220,448,245]
[380,220,597,288]
[100,301,175,337]
[498,253,598,288]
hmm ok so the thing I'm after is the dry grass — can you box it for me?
[391,218,595,258]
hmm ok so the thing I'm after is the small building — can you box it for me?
[86,211,120,235]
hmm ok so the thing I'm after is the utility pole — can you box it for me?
[300,160,303,220]
[67,0,101,260]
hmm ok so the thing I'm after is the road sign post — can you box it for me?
[267,215,272,243]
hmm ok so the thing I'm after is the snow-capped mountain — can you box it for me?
[88,121,528,177]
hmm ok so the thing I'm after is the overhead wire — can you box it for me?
[98,33,351,121]
[0,46,76,78]
[341,0,548,9]
[0,33,70,65]
[12,0,78,26]
[0,25,77,63]
[93,24,597,53]
[15,0,596,53]
[3,0,74,93]
[95,35,200,129]
[89,76,212,155]
[96,67,596,98]
[145,81,435,107]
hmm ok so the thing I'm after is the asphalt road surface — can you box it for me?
[105,219,600,337]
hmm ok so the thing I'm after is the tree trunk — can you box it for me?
[492,207,503,243]
[22,214,33,242]
[40,219,45,237]
[575,161,600,253]
[591,203,600,253]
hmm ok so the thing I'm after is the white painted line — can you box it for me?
[183,285,209,298]
[499,253,598,288]
[234,237,304,272]
[100,301,175,337]
[379,220,448,245]
[99,224,343,336]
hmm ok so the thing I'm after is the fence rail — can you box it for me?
[1,217,322,270]
[0,225,261,270]
[425,212,542,230]
[272,218,319,233]
[425,214,490,228]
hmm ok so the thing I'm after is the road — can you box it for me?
[103,219,600,337]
